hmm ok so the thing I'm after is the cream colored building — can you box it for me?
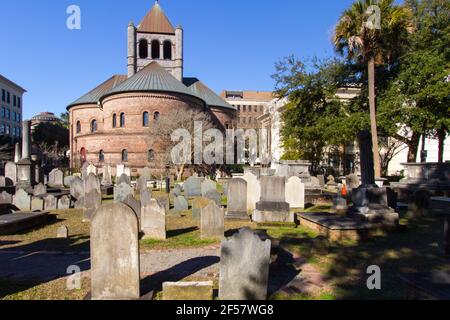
[0,74,25,138]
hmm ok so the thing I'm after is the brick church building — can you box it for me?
[67,2,236,175]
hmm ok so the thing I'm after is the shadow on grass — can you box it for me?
[167,227,198,238]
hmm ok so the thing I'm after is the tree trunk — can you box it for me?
[437,127,446,163]
[407,133,420,163]
[368,58,382,179]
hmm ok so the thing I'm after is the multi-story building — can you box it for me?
[0,74,25,138]
[220,91,273,130]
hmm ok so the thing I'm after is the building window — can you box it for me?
[1,89,5,102]
[122,149,128,162]
[120,113,125,127]
[112,113,117,128]
[17,97,21,108]
[99,150,105,162]
[153,111,160,121]
[151,40,160,59]
[138,39,148,59]
[0,124,4,134]
[6,92,10,104]
[91,120,98,133]
[163,40,172,60]
[13,96,16,107]
[237,105,240,111]
[5,109,10,120]
[143,112,149,127]
[243,106,246,112]
[5,125,10,135]
[76,121,81,133]
[148,149,155,161]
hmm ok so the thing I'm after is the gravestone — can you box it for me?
[285,176,305,209]
[114,182,134,203]
[141,198,166,240]
[124,167,131,177]
[184,174,201,197]
[64,176,74,188]
[242,172,260,211]
[156,195,170,213]
[49,169,64,187]
[0,176,12,187]
[122,194,141,220]
[81,162,90,179]
[5,162,17,186]
[101,165,112,186]
[346,174,360,190]
[253,176,293,223]
[0,191,12,204]
[70,176,84,207]
[85,173,101,194]
[317,175,325,187]
[219,228,271,300]
[87,164,97,176]
[31,197,44,211]
[116,164,125,178]
[33,183,47,196]
[44,195,57,211]
[171,185,182,197]
[136,176,148,192]
[205,189,222,206]
[192,197,212,220]
[140,188,152,207]
[83,190,102,221]
[57,195,71,210]
[13,189,31,211]
[90,203,140,300]
[117,174,131,186]
[226,178,249,220]
[201,202,224,240]
[141,167,151,180]
[201,179,216,196]
[173,195,189,212]
[57,225,69,239]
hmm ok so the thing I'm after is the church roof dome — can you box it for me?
[137,1,175,34]
[100,62,205,104]
[183,78,236,110]
[67,74,127,108]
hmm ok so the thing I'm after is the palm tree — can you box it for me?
[333,0,412,179]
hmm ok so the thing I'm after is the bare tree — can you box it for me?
[379,136,408,177]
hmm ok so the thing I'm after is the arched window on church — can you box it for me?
[148,149,155,162]
[163,41,172,60]
[151,40,160,59]
[112,114,117,128]
[99,150,105,162]
[143,112,149,127]
[120,113,125,127]
[91,120,97,133]
[138,39,148,59]
[154,111,160,122]
[122,149,128,162]
[76,121,81,133]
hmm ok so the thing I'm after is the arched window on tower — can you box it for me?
[91,120,97,133]
[138,39,148,59]
[120,113,125,127]
[154,111,160,122]
[112,114,117,128]
[163,41,172,60]
[151,40,160,59]
[148,149,155,162]
[122,149,128,162]
[76,121,81,133]
[143,112,149,127]
[99,150,105,162]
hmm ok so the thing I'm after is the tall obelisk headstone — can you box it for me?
[16,121,35,190]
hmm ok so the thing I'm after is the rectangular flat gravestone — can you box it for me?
[254,176,293,223]
[141,199,166,240]
[57,195,71,210]
[114,182,134,203]
[219,228,271,300]
[83,190,102,221]
[13,189,31,211]
[242,172,260,211]
[285,177,305,209]
[91,203,140,300]
[31,197,44,211]
[226,178,249,220]
[44,195,57,211]
[201,202,224,240]
[192,197,212,220]
[5,162,17,186]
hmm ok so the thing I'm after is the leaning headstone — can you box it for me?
[114,182,134,203]
[57,225,69,239]
[101,165,112,186]
[44,195,57,211]
[162,282,213,301]
[205,189,222,206]
[31,197,44,211]
[242,172,260,211]
[201,179,216,196]
[184,174,201,197]
[83,189,102,221]
[33,183,47,196]
[117,174,131,186]
[201,202,224,240]
[90,203,140,300]
[70,176,84,200]
[136,176,148,192]
[173,195,189,212]
[285,177,305,209]
[5,162,17,186]
[219,228,271,300]
[85,173,101,194]
[13,189,31,211]
[57,195,71,210]
[141,199,166,240]
[192,197,213,220]
[226,178,249,220]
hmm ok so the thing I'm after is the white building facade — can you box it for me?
[0,74,25,139]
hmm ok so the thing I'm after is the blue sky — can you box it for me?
[0,0,356,119]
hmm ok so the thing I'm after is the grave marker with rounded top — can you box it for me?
[141,198,166,240]
[225,178,249,220]
[200,202,224,240]
[13,189,31,211]
[242,172,260,211]
[285,176,305,209]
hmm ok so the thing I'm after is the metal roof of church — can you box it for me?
[137,2,175,34]
[100,62,205,104]
[67,74,127,108]
[183,78,236,110]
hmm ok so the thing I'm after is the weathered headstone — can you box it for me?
[285,176,305,209]
[205,189,222,206]
[226,178,249,220]
[57,225,69,239]
[81,162,90,179]
[85,173,101,194]
[192,197,212,220]
[117,173,131,186]
[201,179,216,196]
[184,174,201,197]
[64,176,74,188]
[170,185,182,197]
[122,194,141,220]
[49,169,64,187]
[114,182,134,203]
[0,191,12,204]
[141,198,166,240]
[57,195,71,210]
[141,167,151,180]
[219,228,271,300]
[116,164,125,179]
[33,183,47,196]
[44,195,57,211]
[13,189,31,211]
[101,165,112,186]
[5,162,17,186]
[173,195,189,212]
[201,202,224,240]
[31,197,44,211]
[83,189,102,221]
[70,176,84,208]
[87,164,97,176]
[242,172,261,211]
[162,282,213,300]
[90,203,140,300]
[136,176,148,192]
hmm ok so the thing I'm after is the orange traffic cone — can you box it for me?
[341,184,347,197]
